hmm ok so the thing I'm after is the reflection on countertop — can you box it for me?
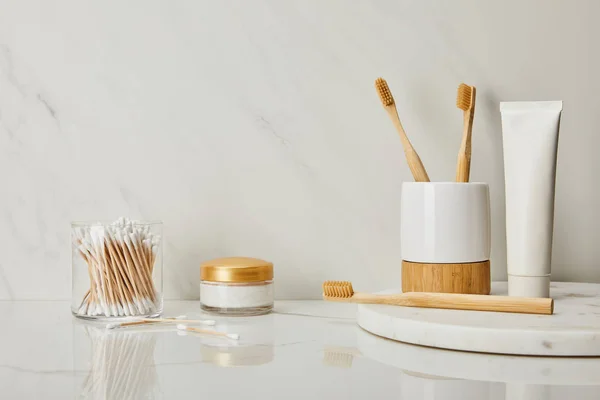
[0,300,598,399]
[78,326,161,399]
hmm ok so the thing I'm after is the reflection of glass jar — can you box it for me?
[71,219,163,319]
[200,257,274,316]
[75,325,162,399]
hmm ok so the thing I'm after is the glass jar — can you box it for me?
[200,257,274,316]
[71,218,163,320]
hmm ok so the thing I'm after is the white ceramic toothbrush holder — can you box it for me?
[400,182,491,294]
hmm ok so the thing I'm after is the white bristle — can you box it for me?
[174,315,187,319]
[106,322,120,329]
[176,324,187,330]
[226,334,240,340]
[202,320,216,326]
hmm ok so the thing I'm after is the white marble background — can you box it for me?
[0,0,599,300]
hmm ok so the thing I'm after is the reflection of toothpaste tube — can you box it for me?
[500,101,562,298]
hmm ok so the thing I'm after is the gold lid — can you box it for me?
[200,257,273,283]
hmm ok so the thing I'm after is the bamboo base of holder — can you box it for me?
[402,260,490,295]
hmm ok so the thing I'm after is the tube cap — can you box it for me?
[508,275,550,298]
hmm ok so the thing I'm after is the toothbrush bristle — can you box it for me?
[323,351,354,368]
[322,281,354,298]
[456,83,473,111]
[375,77,394,107]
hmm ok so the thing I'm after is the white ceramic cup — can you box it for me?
[401,182,491,264]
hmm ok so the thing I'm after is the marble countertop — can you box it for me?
[1,300,599,399]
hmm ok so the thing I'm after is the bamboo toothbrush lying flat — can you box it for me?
[455,83,476,182]
[375,77,430,182]
[322,281,553,315]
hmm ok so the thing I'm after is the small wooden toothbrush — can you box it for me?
[322,281,553,315]
[455,83,476,182]
[375,77,430,182]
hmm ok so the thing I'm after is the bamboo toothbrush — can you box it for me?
[322,281,553,315]
[375,77,430,182]
[177,324,240,340]
[455,83,476,182]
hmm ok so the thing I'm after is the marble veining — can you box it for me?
[2,1,600,300]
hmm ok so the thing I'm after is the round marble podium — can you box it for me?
[357,282,600,356]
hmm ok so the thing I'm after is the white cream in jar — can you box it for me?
[200,257,274,316]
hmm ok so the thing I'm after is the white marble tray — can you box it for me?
[357,282,600,356]
[356,328,600,385]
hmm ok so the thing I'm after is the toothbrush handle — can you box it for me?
[361,292,553,315]
[386,106,430,182]
[456,110,474,182]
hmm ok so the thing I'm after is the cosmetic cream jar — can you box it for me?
[200,257,274,316]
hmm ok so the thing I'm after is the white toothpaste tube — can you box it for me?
[500,101,563,298]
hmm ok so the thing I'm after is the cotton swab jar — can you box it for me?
[71,218,163,320]
[200,257,274,316]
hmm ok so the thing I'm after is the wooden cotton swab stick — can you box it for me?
[123,232,154,306]
[90,229,118,316]
[105,234,136,316]
[116,230,149,313]
[106,316,216,329]
[128,232,155,302]
[106,229,139,315]
[103,237,128,316]
[176,324,240,340]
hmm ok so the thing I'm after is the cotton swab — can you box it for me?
[176,324,240,340]
[106,316,216,329]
